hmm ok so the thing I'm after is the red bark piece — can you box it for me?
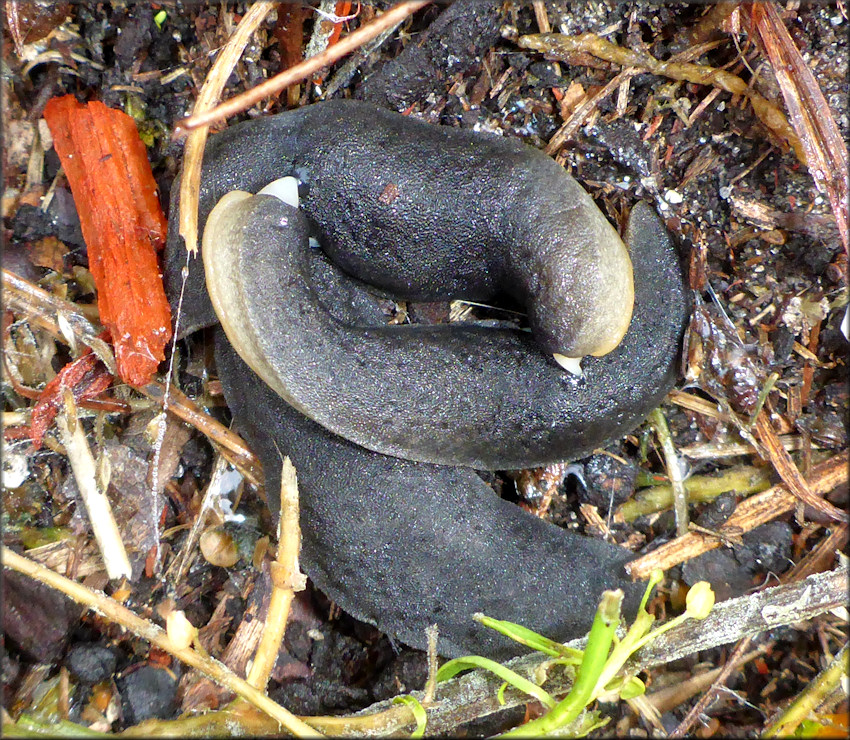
[29,351,114,449]
[43,95,172,386]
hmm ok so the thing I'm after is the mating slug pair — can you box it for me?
[165,100,688,657]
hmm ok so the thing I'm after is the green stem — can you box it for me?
[648,408,688,537]
[500,591,622,737]
[619,466,771,521]
[763,645,849,737]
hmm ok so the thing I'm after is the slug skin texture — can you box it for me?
[166,100,689,657]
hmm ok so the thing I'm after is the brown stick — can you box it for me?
[174,1,430,135]
[668,636,753,738]
[754,412,847,523]
[138,382,263,488]
[627,454,848,580]
[177,2,280,256]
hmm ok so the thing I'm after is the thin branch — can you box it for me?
[668,636,753,738]
[617,465,771,522]
[0,547,323,738]
[627,454,848,580]
[177,1,279,256]
[754,411,847,523]
[137,382,263,487]
[245,458,307,691]
[519,31,805,163]
[648,407,689,537]
[174,0,431,135]
[55,392,131,580]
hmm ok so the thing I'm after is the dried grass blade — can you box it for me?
[747,2,849,254]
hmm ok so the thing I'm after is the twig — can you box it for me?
[138,382,263,487]
[747,2,849,254]
[178,1,280,255]
[55,392,131,580]
[668,636,754,738]
[544,67,638,156]
[2,268,112,367]
[175,0,430,135]
[782,523,849,583]
[679,435,815,460]
[627,454,848,580]
[644,646,768,716]
[648,408,689,537]
[423,624,440,704]
[667,388,730,421]
[754,411,847,523]
[321,21,403,99]
[630,567,847,671]
[0,547,323,738]
[518,32,805,162]
[246,458,306,691]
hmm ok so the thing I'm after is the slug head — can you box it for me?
[523,197,635,363]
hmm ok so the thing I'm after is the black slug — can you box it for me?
[167,100,633,364]
[164,100,689,658]
[202,191,680,470]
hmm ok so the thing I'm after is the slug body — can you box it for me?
[167,100,633,360]
[203,192,681,470]
[165,100,689,657]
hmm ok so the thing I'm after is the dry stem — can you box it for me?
[246,457,307,691]
[55,392,131,580]
[175,0,430,135]
[628,454,848,580]
[518,31,805,162]
[178,1,279,255]
[648,408,689,537]
[0,547,323,738]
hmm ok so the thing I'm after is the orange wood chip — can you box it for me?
[43,94,172,386]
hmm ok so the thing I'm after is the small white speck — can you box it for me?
[3,452,30,489]
[664,189,683,204]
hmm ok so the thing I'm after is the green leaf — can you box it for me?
[392,696,427,738]
[436,656,555,709]
[474,613,583,661]
[499,590,623,737]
